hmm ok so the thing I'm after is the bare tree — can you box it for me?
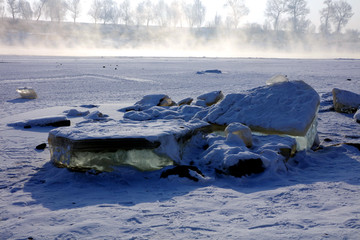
[45,0,68,22]
[319,0,334,35]
[224,0,249,29]
[192,0,205,28]
[168,1,183,27]
[0,0,6,18]
[154,0,169,27]
[66,0,80,23]
[88,0,101,24]
[135,0,154,27]
[7,0,19,19]
[119,0,132,25]
[99,0,118,24]
[331,0,353,33]
[33,0,48,21]
[286,0,310,33]
[18,0,32,20]
[265,0,287,31]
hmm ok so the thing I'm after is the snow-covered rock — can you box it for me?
[225,122,253,148]
[332,88,360,113]
[48,119,210,172]
[85,111,109,120]
[195,90,224,107]
[16,87,37,99]
[196,69,222,74]
[204,81,320,150]
[119,94,176,112]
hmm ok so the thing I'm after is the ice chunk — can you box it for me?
[266,74,288,85]
[64,109,90,117]
[225,123,253,148]
[119,94,176,112]
[195,91,224,107]
[48,119,210,172]
[332,88,360,113]
[16,87,37,99]
[354,108,360,123]
[204,81,320,150]
[178,97,193,106]
[8,116,70,128]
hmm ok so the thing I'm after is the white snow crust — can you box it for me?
[1,56,360,240]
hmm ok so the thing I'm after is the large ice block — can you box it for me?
[204,81,320,150]
[48,119,210,172]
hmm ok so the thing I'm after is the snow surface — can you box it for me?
[1,56,360,239]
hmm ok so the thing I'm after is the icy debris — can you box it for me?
[354,108,360,123]
[48,119,210,172]
[119,94,177,112]
[85,111,109,120]
[195,91,224,107]
[204,81,320,150]
[8,116,70,129]
[196,69,222,74]
[16,87,37,99]
[178,97,193,106]
[64,109,90,117]
[266,74,288,85]
[332,88,360,113]
[160,165,205,182]
[225,123,253,148]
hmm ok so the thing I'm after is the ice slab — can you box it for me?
[204,81,320,150]
[48,119,210,172]
[332,88,360,113]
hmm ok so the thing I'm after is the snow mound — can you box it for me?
[332,88,360,113]
[225,122,253,148]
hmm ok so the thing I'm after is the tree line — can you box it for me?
[0,0,356,35]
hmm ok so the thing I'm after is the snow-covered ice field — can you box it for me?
[1,56,360,239]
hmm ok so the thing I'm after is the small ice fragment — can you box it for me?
[266,74,288,85]
[16,87,37,99]
[225,122,253,148]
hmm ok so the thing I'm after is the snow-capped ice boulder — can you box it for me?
[204,81,320,150]
[119,94,176,112]
[195,91,224,107]
[225,123,253,148]
[354,108,360,123]
[332,88,360,113]
[16,87,37,99]
[48,119,210,172]
[266,74,288,85]
[178,97,193,106]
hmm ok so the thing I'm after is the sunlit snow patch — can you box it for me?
[48,119,210,172]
